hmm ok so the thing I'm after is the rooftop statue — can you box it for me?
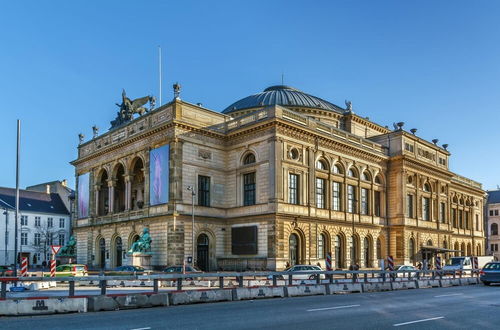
[58,236,76,257]
[110,89,155,129]
[128,227,152,254]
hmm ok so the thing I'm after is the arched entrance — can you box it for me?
[97,171,109,216]
[335,235,345,269]
[99,238,106,269]
[196,234,210,271]
[114,237,123,267]
[289,234,299,266]
[113,164,126,213]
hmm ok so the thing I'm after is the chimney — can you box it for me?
[46,184,51,194]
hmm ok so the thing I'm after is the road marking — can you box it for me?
[393,316,444,327]
[434,293,463,298]
[307,304,360,312]
[130,328,151,330]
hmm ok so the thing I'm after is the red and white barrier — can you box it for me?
[435,256,442,270]
[472,256,478,270]
[326,252,332,271]
[21,257,28,277]
[387,255,394,271]
[50,260,57,277]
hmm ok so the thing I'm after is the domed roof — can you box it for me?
[222,85,342,114]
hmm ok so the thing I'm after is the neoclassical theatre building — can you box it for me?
[72,85,486,271]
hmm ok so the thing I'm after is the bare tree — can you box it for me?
[29,223,59,266]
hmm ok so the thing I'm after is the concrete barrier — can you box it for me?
[391,281,417,290]
[233,286,285,300]
[460,277,479,285]
[286,284,326,297]
[328,283,362,294]
[169,289,233,305]
[0,297,87,315]
[361,282,392,292]
[416,279,440,288]
[87,296,119,312]
[440,278,461,287]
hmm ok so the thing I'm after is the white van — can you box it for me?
[443,256,495,274]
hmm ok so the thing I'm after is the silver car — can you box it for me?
[274,265,325,280]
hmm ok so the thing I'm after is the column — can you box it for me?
[107,179,115,214]
[124,175,132,211]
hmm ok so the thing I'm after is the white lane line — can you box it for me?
[434,293,463,298]
[307,304,360,312]
[130,328,151,330]
[393,316,444,327]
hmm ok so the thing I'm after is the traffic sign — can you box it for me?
[51,245,62,255]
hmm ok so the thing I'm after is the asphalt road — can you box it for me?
[3,285,500,329]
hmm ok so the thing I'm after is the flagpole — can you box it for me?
[14,120,20,277]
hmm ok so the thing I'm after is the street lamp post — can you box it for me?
[187,186,196,265]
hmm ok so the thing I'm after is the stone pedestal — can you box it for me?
[129,253,152,269]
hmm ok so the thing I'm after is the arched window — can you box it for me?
[333,164,343,174]
[289,234,300,266]
[374,175,382,184]
[423,182,431,192]
[363,237,372,268]
[316,160,328,171]
[362,171,371,181]
[243,153,256,165]
[348,168,357,178]
[335,235,344,269]
[318,234,326,259]
[491,223,498,236]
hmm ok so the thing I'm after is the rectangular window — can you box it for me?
[59,218,65,228]
[289,174,299,205]
[406,194,414,218]
[21,215,28,226]
[476,214,479,231]
[422,197,430,221]
[491,210,495,216]
[21,232,28,245]
[440,202,446,223]
[47,233,53,246]
[459,210,463,228]
[243,172,256,206]
[496,210,499,216]
[347,185,356,213]
[332,182,342,211]
[35,216,41,227]
[361,188,369,215]
[34,233,41,245]
[374,191,381,217]
[231,226,258,255]
[452,209,457,227]
[47,217,53,228]
[198,175,211,207]
[58,234,65,246]
[316,178,326,209]
[465,212,469,229]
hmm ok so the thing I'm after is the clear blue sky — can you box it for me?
[1,0,499,191]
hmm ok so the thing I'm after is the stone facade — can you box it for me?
[71,87,486,271]
[486,190,500,260]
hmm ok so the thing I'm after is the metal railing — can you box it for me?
[0,268,480,300]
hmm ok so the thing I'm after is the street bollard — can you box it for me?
[219,276,224,289]
[1,281,6,299]
[153,279,159,293]
[272,275,277,286]
[177,278,183,291]
[69,280,75,297]
[100,280,107,295]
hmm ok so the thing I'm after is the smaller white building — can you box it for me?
[0,187,71,267]
[486,189,500,260]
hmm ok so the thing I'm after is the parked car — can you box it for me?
[163,265,202,280]
[480,262,500,286]
[105,265,148,276]
[47,264,88,277]
[394,265,417,277]
[0,265,14,276]
[270,265,325,280]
